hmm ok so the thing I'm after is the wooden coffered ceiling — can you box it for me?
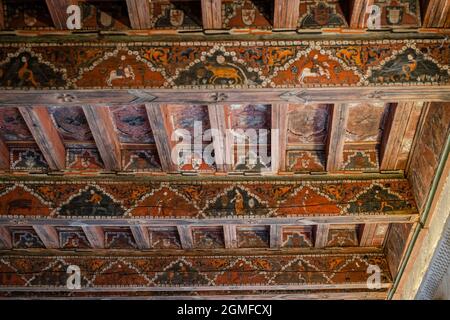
[0,0,449,301]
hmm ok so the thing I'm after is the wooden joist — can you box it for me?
[273,0,301,30]
[271,104,288,173]
[0,226,12,249]
[81,226,105,249]
[33,225,60,249]
[270,225,282,249]
[126,0,152,29]
[349,0,374,29]
[45,0,75,30]
[201,0,222,30]
[177,225,194,249]
[314,224,330,248]
[82,105,122,171]
[145,104,177,172]
[359,223,389,247]
[18,106,66,171]
[0,138,9,170]
[380,103,424,171]
[130,225,151,250]
[326,104,349,172]
[208,105,231,172]
[0,0,5,30]
[423,0,450,28]
[223,225,237,249]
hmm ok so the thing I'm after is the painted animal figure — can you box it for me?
[267,48,294,66]
[204,65,243,84]
[299,67,331,82]
[18,56,39,87]
[107,65,135,86]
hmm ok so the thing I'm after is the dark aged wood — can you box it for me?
[326,104,349,172]
[18,106,66,171]
[423,0,450,28]
[82,105,122,171]
[125,0,152,30]
[201,0,222,30]
[274,0,301,30]
[0,0,4,30]
[0,226,12,249]
[0,138,9,169]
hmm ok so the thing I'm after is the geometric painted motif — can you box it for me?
[192,227,225,249]
[281,227,313,248]
[48,106,93,142]
[11,228,45,249]
[58,227,91,249]
[111,105,155,144]
[298,0,348,29]
[287,104,329,144]
[10,148,48,171]
[122,149,161,172]
[287,151,326,172]
[148,227,182,249]
[66,148,104,170]
[104,228,138,249]
[237,226,269,248]
[342,150,379,171]
[326,227,359,247]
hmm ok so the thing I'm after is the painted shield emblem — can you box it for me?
[98,11,114,28]
[386,6,403,25]
[313,3,331,26]
[170,9,184,27]
[242,9,256,26]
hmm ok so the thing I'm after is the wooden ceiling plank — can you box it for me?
[326,104,349,172]
[315,224,330,248]
[201,0,222,30]
[45,0,75,30]
[18,106,66,171]
[271,104,288,173]
[145,104,177,172]
[177,225,194,249]
[0,226,12,249]
[349,0,374,29]
[359,223,377,247]
[423,0,450,28]
[270,225,282,249]
[208,105,231,172]
[223,225,237,249]
[0,138,9,169]
[33,225,60,249]
[82,105,122,171]
[126,0,152,29]
[380,102,423,171]
[0,0,5,30]
[274,0,301,30]
[81,226,105,249]
[130,225,151,250]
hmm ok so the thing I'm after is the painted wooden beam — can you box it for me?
[201,0,222,30]
[0,0,5,30]
[126,0,152,29]
[130,225,151,250]
[423,0,450,28]
[177,225,194,249]
[18,106,66,171]
[45,0,75,29]
[208,105,231,172]
[326,104,349,172]
[82,105,122,171]
[315,224,330,248]
[0,138,9,170]
[81,226,105,249]
[223,225,237,249]
[271,104,288,173]
[349,0,374,29]
[33,225,60,249]
[380,102,424,171]
[145,104,177,172]
[359,223,389,247]
[270,225,282,249]
[0,226,12,249]
[274,0,300,30]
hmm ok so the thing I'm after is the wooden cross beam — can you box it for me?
[45,0,75,30]
[423,0,450,28]
[270,225,282,249]
[0,226,12,249]
[349,0,374,29]
[0,138,9,170]
[201,0,222,30]
[82,105,122,171]
[273,0,301,30]
[130,225,151,250]
[271,104,288,173]
[326,104,349,172]
[33,225,60,249]
[0,0,5,30]
[315,224,330,248]
[208,105,232,172]
[177,225,194,249]
[223,225,237,249]
[126,0,152,29]
[145,104,178,172]
[380,102,424,171]
[359,223,389,247]
[81,226,105,249]
[18,106,66,171]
